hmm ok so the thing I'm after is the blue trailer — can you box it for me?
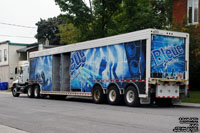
[11,29,189,107]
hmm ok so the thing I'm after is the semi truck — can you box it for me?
[11,29,189,107]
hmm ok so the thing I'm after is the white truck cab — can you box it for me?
[11,61,29,97]
[17,62,29,84]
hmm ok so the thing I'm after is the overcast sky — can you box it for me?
[0,0,61,44]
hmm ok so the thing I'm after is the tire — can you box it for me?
[107,85,121,105]
[27,86,34,98]
[124,86,140,107]
[92,85,105,104]
[12,87,20,97]
[34,85,40,98]
[156,98,172,107]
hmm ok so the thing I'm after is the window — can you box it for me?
[0,50,1,62]
[188,0,199,24]
[4,49,7,61]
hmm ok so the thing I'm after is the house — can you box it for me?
[16,42,58,59]
[0,41,31,85]
[0,39,62,87]
[173,0,199,25]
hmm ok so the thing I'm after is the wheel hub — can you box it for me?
[109,90,116,102]
[126,90,134,103]
[34,88,38,97]
[28,88,31,96]
[94,90,100,101]
[13,88,17,95]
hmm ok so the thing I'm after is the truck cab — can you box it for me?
[11,61,29,97]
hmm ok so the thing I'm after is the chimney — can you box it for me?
[45,38,49,46]
[39,44,43,51]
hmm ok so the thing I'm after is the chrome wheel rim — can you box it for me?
[13,88,17,95]
[126,90,134,103]
[34,88,38,97]
[94,90,100,101]
[28,87,31,96]
[109,90,116,102]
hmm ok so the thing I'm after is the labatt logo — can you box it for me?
[152,45,184,66]
[71,51,86,74]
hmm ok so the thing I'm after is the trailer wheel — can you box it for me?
[34,85,40,98]
[107,86,121,105]
[92,85,105,104]
[12,87,20,97]
[27,86,34,98]
[124,86,139,107]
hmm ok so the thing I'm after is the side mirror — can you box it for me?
[20,70,23,75]
[15,67,17,74]
[19,67,23,74]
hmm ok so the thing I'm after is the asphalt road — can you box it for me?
[0,92,199,133]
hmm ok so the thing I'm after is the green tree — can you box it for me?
[53,0,172,42]
[35,17,62,45]
[92,0,122,37]
[55,0,122,40]
[110,0,172,34]
[55,0,93,41]
[57,23,81,44]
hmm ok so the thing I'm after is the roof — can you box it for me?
[30,28,189,58]
[17,43,61,53]
[0,40,32,46]
[17,45,38,53]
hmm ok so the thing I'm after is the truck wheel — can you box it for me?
[12,87,20,97]
[92,85,105,104]
[124,86,139,107]
[34,85,40,98]
[107,86,121,105]
[27,86,34,98]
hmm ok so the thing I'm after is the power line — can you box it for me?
[0,22,37,29]
[0,34,35,39]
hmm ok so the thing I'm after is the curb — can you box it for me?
[0,125,28,133]
[175,102,200,107]
[0,91,11,94]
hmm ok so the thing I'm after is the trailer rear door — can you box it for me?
[151,35,186,80]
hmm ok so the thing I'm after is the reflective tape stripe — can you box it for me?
[94,80,146,83]
[157,96,180,98]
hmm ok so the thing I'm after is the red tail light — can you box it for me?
[187,84,189,90]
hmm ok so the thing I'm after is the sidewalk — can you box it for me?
[0,125,28,133]
[175,102,200,107]
[0,91,11,94]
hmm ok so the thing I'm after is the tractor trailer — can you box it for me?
[11,29,189,106]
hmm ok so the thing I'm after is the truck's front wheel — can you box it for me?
[12,87,20,97]
[27,86,34,98]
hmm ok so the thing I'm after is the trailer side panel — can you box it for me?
[30,55,53,91]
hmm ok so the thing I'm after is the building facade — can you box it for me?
[0,41,28,86]
[173,0,199,25]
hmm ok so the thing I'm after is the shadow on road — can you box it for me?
[14,95,200,109]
